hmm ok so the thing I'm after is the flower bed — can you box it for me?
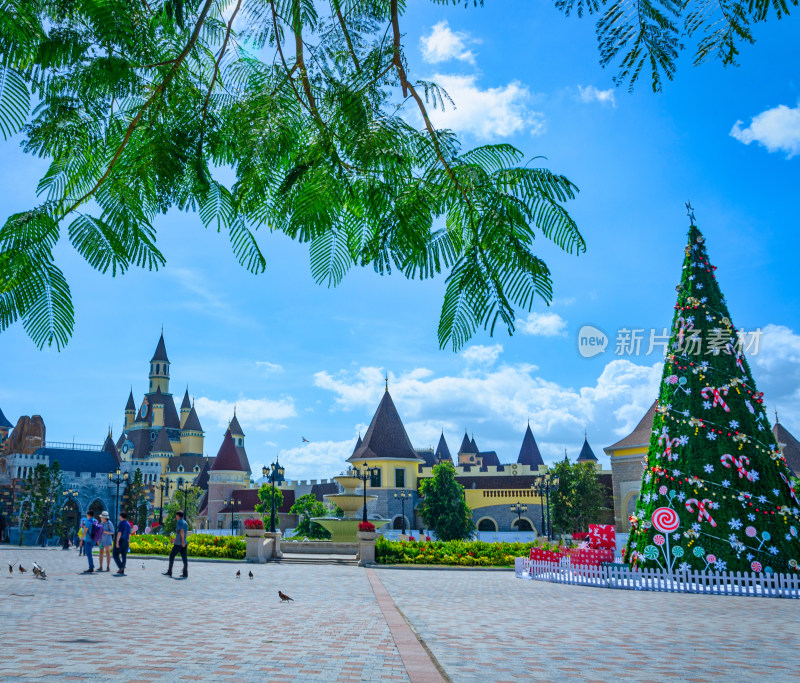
[128,534,245,559]
[244,518,263,530]
[376,537,552,567]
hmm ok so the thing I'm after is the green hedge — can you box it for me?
[128,534,245,559]
[375,537,547,567]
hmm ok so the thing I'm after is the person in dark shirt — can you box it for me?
[163,510,189,579]
[113,512,132,575]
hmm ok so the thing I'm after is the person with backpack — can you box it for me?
[82,509,103,574]
[113,512,132,576]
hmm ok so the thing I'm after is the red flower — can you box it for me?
[244,518,264,530]
[358,521,375,532]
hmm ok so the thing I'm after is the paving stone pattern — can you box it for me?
[377,568,800,683]
[2,548,798,682]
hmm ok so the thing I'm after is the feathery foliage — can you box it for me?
[0,0,790,349]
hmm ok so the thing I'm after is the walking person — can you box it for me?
[82,510,102,574]
[162,510,189,579]
[77,520,86,556]
[97,511,114,572]
[113,512,132,576]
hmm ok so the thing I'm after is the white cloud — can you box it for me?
[730,103,800,158]
[195,396,296,433]
[461,344,503,365]
[275,437,360,482]
[255,361,283,373]
[577,85,616,108]
[424,73,545,139]
[314,359,663,466]
[420,21,479,64]
[518,311,568,337]
[750,324,800,425]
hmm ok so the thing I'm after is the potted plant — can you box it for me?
[244,518,264,537]
[357,521,377,541]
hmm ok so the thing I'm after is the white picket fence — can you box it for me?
[514,558,800,598]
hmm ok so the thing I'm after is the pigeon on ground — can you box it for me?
[141,562,145,570]
[278,590,293,602]
[18,565,26,574]
[236,570,241,578]
[248,570,253,579]
[8,562,14,574]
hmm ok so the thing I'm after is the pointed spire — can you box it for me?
[517,423,544,468]
[211,429,245,471]
[151,427,173,455]
[458,431,475,454]
[352,432,363,456]
[181,387,191,410]
[470,435,479,454]
[125,389,136,411]
[384,373,389,392]
[435,432,452,462]
[182,405,203,432]
[577,434,598,462]
[775,408,780,425]
[348,389,421,462]
[0,406,13,430]
[150,331,169,363]
[229,412,244,437]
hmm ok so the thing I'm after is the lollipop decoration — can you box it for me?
[652,507,680,533]
[750,561,762,573]
[653,534,665,546]
[756,531,771,551]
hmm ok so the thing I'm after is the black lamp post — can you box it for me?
[509,501,527,532]
[60,490,78,549]
[531,475,558,540]
[262,458,285,533]
[41,496,55,547]
[350,463,379,523]
[158,477,170,525]
[394,490,409,534]
[227,497,239,535]
[109,468,128,527]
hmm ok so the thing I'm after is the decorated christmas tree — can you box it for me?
[624,213,800,574]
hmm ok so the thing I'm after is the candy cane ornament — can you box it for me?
[685,498,717,527]
[780,472,800,506]
[701,386,730,412]
[658,428,682,462]
[720,454,756,482]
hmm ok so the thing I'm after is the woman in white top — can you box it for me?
[98,511,115,572]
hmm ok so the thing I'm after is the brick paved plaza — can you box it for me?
[1,548,797,682]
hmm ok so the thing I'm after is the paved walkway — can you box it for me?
[1,548,798,682]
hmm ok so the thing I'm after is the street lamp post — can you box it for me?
[60,490,78,549]
[109,468,129,528]
[41,496,55,547]
[158,477,170,525]
[394,491,409,534]
[531,476,558,540]
[350,463,379,523]
[509,501,527,533]
[262,458,285,533]
[227,497,239,535]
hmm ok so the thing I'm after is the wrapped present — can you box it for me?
[570,547,615,567]
[588,524,616,549]
[572,532,589,542]
[529,548,561,563]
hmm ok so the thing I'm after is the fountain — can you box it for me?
[312,473,388,542]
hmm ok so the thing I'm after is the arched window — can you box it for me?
[156,363,160,374]
[477,518,497,532]
[512,518,533,532]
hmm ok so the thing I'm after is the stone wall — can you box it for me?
[610,454,646,531]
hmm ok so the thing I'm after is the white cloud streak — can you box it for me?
[420,21,479,64]
[424,73,545,139]
[730,103,800,158]
[577,85,616,107]
[518,312,568,337]
[461,344,503,365]
[195,396,296,434]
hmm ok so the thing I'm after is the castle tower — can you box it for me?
[149,331,170,394]
[124,390,136,431]
[229,410,251,474]
[0,406,12,453]
[150,426,174,480]
[577,433,598,464]
[150,386,165,428]
[180,388,191,429]
[180,400,204,456]
[517,422,545,470]
[458,431,478,465]
[207,429,250,529]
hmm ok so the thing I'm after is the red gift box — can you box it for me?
[529,548,561,563]
[588,524,616,550]
[571,547,615,567]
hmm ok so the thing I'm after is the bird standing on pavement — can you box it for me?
[278,590,293,602]
[236,570,241,578]
[248,570,253,580]
[141,562,145,570]
[18,565,26,574]
[8,562,15,574]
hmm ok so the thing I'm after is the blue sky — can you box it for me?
[1,2,799,481]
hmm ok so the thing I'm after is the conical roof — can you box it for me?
[0,406,12,430]
[230,413,244,436]
[605,402,657,452]
[352,433,363,456]
[151,427,174,455]
[774,421,800,477]
[182,405,203,432]
[348,390,422,462]
[125,390,136,412]
[458,432,476,454]
[211,429,245,471]
[181,388,191,410]
[102,434,120,464]
[517,423,544,467]
[435,432,452,462]
[470,436,479,453]
[577,436,598,462]
[624,220,800,573]
[150,332,169,363]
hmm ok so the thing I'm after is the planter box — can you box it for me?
[245,529,265,538]
[357,531,377,541]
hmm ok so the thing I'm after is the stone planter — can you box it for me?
[356,531,377,566]
[245,528,265,538]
